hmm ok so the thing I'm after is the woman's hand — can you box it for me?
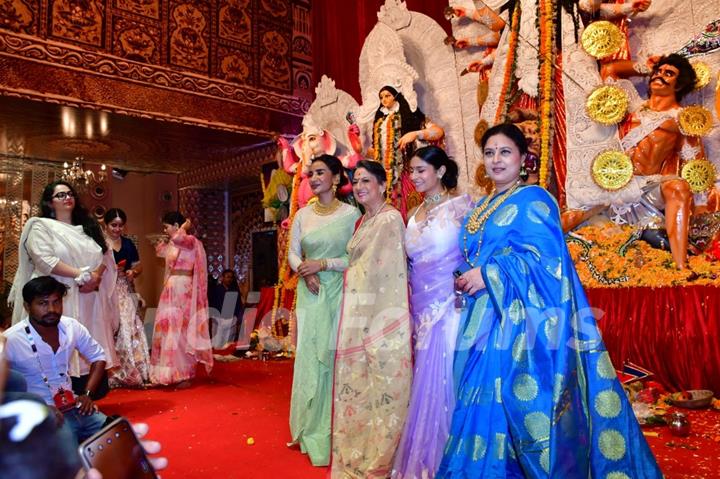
[455,267,486,295]
[181,219,192,231]
[297,259,323,277]
[303,274,320,295]
[398,131,419,150]
[79,270,102,293]
[125,269,137,281]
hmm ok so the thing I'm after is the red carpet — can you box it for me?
[97,359,325,479]
[98,359,720,479]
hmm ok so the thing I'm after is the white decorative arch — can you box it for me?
[357,0,471,190]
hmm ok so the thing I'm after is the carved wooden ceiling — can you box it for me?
[0,95,269,173]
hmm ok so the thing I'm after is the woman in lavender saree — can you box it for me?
[392,147,472,479]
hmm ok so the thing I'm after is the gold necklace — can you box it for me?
[463,182,522,266]
[312,198,341,216]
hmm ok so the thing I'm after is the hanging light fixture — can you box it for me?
[61,157,107,190]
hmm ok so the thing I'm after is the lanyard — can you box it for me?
[23,320,69,393]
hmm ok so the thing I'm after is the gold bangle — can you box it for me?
[320,259,328,271]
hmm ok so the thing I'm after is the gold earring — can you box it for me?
[332,184,338,194]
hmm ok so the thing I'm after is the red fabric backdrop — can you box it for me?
[588,285,720,394]
[312,0,450,102]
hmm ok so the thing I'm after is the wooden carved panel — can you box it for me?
[49,0,105,47]
[216,44,252,85]
[112,15,160,63]
[0,0,38,34]
[168,0,209,73]
[114,0,159,20]
[258,24,291,92]
[217,0,250,45]
[260,0,288,21]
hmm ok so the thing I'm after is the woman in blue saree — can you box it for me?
[438,124,661,478]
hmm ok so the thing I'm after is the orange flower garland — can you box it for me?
[494,2,521,124]
[567,225,720,288]
[374,113,400,201]
[269,165,303,339]
[537,0,555,189]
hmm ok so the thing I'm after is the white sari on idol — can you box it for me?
[9,217,119,375]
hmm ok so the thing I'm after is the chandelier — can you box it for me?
[61,157,107,190]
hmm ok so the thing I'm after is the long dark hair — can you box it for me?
[412,146,459,190]
[103,208,127,225]
[373,86,425,136]
[162,211,186,226]
[312,154,349,196]
[40,181,107,253]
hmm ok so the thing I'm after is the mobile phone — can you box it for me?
[78,417,158,479]
[453,270,462,278]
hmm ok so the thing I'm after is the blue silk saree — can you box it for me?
[438,186,661,478]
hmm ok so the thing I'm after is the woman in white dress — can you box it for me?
[10,180,118,383]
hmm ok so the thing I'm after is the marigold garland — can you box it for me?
[537,0,556,189]
[494,2,521,124]
[269,166,302,341]
[567,225,720,288]
[374,113,400,201]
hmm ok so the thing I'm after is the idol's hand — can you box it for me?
[398,131,419,150]
[450,6,467,18]
[631,0,651,13]
[303,274,320,295]
[456,267,486,295]
[277,136,290,151]
[298,259,323,277]
[453,37,471,49]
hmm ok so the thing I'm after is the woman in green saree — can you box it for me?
[287,154,360,466]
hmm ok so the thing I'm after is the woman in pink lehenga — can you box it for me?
[150,211,213,387]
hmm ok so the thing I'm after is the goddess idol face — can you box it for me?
[379,89,397,110]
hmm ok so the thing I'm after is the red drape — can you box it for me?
[588,285,720,394]
[253,286,295,332]
[312,0,450,102]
